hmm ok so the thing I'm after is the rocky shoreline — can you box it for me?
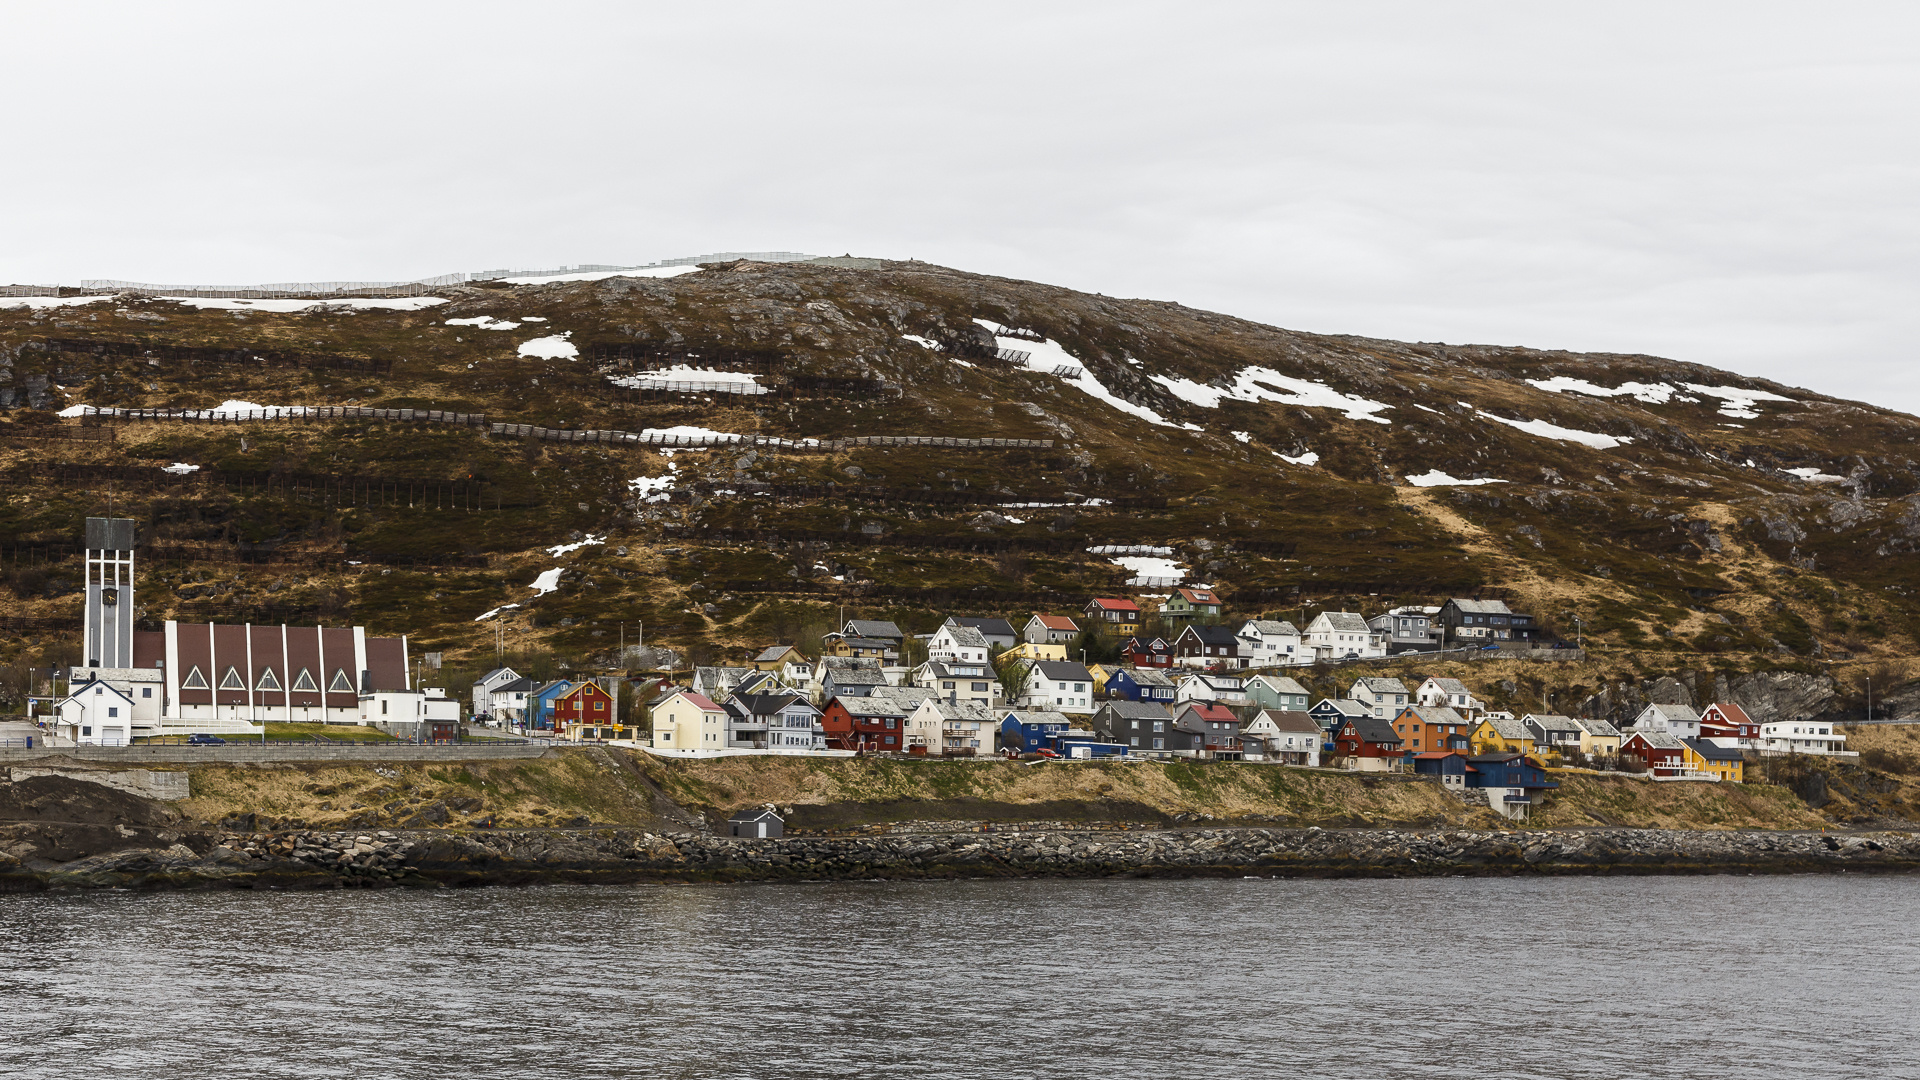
[4,824,1918,891]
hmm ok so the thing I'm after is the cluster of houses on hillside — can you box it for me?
[468,600,1855,821]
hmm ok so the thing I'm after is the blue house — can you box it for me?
[1308,697,1368,736]
[1411,750,1470,787]
[1106,668,1177,705]
[530,679,574,731]
[1464,752,1559,820]
[1000,710,1077,753]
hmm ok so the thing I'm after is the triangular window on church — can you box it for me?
[182,666,208,690]
[328,669,353,693]
[256,668,283,692]
[218,667,245,691]
[291,668,317,692]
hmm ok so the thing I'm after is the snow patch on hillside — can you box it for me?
[546,534,606,556]
[0,295,115,310]
[1783,467,1845,482]
[528,568,564,596]
[1150,367,1393,424]
[1406,470,1506,487]
[1111,555,1187,582]
[518,333,578,360]
[1527,376,1676,404]
[1278,450,1320,466]
[1683,383,1794,419]
[446,316,521,330]
[1479,412,1632,449]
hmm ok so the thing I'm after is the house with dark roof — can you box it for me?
[1092,700,1178,754]
[999,709,1079,755]
[1173,623,1241,669]
[1122,635,1175,668]
[1436,598,1540,644]
[815,656,888,702]
[1523,714,1585,756]
[943,616,1018,653]
[1308,697,1369,735]
[1332,715,1405,771]
[1014,660,1097,714]
[1411,751,1470,787]
[725,692,822,750]
[843,619,906,648]
[1105,666,1177,705]
[1463,753,1558,818]
[1682,737,1745,782]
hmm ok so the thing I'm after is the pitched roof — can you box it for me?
[845,619,905,639]
[1099,700,1175,720]
[824,666,888,685]
[1345,716,1403,745]
[920,699,999,722]
[1480,714,1535,741]
[1120,667,1176,688]
[939,625,991,649]
[864,684,934,708]
[1031,614,1080,631]
[1639,703,1702,726]
[1031,661,1095,682]
[1241,619,1298,638]
[947,616,1018,638]
[1088,597,1141,613]
[1422,677,1472,695]
[1312,698,1369,718]
[1181,624,1240,646]
[1177,701,1238,724]
[1448,598,1514,615]
[495,677,537,693]
[664,690,722,712]
[734,692,813,717]
[1251,709,1321,735]
[1249,675,1309,696]
[836,636,896,651]
[1175,587,1220,605]
[1402,705,1467,726]
[819,655,884,673]
[1684,737,1744,763]
[1006,709,1073,727]
[1352,676,1409,695]
[1572,716,1622,738]
[753,645,800,663]
[832,696,909,718]
[1315,611,1370,633]
[1627,730,1687,751]
[1524,713,1582,733]
[1703,701,1755,726]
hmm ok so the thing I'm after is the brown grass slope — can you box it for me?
[6,257,1920,717]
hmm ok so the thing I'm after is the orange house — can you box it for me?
[553,680,616,736]
[1392,706,1472,754]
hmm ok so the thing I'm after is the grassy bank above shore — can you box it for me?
[167,750,1855,834]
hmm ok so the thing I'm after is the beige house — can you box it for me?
[1572,715,1623,758]
[904,698,1000,756]
[649,689,728,749]
[1000,641,1068,663]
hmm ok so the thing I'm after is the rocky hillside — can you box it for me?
[4,256,1919,717]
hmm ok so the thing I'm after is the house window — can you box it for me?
[1153,738,1164,749]
[142,687,152,698]
[182,666,209,690]
[1153,722,1164,732]
[82,726,92,737]
[108,707,118,717]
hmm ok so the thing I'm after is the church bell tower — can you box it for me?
[83,517,137,669]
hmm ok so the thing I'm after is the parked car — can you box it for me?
[186,733,226,745]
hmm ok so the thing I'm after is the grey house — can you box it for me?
[1091,700,1185,756]
[728,807,784,838]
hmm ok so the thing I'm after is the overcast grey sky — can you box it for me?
[6,3,1917,410]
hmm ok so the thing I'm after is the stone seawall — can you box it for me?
[6,825,1916,891]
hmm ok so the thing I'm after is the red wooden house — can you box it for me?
[553,680,616,737]
[1699,702,1760,749]
[1620,730,1688,775]
[1332,716,1405,771]
[821,696,910,752]
[1123,636,1175,668]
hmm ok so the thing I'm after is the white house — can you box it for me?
[1175,673,1250,706]
[1239,709,1322,766]
[905,698,1000,756]
[928,624,993,666]
[1015,660,1096,714]
[1235,619,1304,667]
[910,660,1002,708]
[1367,606,1440,653]
[1630,703,1702,739]
[471,666,522,719]
[1348,676,1411,719]
[649,690,729,749]
[1304,612,1386,660]
[1759,720,1851,756]
[53,679,137,746]
[1415,677,1483,716]
[487,677,537,723]
[1024,615,1081,646]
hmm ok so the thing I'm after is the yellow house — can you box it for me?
[649,689,728,749]
[1573,716,1623,759]
[1086,663,1115,695]
[1683,738,1744,782]
[1470,714,1536,756]
[1000,641,1068,663]
[751,644,804,672]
